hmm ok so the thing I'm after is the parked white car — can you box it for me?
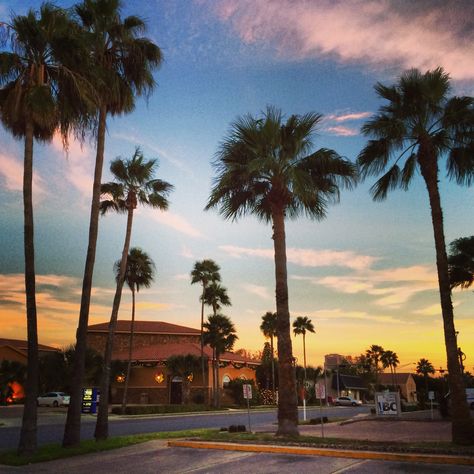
[37,392,70,407]
[333,396,362,407]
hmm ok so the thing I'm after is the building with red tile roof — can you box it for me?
[87,320,259,405]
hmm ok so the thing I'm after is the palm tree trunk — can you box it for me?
[270,335,276,399]
[64,105,107,447]
[200,286,206,403]
[215,354,221,409]
[95,205,135,441]
[419,150,474,444]
[272,208,299,437]
[121,287,136,412]
[303,333,307,380]
[18,122,38,456]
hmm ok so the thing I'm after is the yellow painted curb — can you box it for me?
[168,440,474,466]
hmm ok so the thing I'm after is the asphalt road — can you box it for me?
[0,405,368,450]
[0,440,471,473]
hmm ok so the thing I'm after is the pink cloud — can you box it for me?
[0,152,46,196]
[51,133,94,198]
[210,0,474,82]
[324,126,358,137]
[327,112,372,122]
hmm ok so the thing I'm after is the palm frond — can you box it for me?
[369,165,401,201]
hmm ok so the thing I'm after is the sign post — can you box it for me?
[428,391,435,420]
[315,382,326,437]
[243,384,252,432]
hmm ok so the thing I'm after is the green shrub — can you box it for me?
[226,379,260,406]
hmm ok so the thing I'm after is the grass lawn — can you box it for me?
[0,429,217,466]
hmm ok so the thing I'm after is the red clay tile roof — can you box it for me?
[379,373,414,384]
[88,320,200,335]
[113,342,259,365]
[0,338,58,353]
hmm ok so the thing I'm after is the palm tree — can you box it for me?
[381,350,399,389]
[64,0,163,447]
[94,148,172,440]
[416,358,436,397]
[260,311,277,396]
[190,259,221,400]
[357,67,474,444]
[202,282,231,316]
[206,106,356,436]
[118,247,155,413]
[448,236,474,289]
[166,354,202,405]
[0,4,94,455]
[365,345,384,388]
[292,316,315,380]
[203,314,238,408]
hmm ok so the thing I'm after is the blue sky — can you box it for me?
[1,0,473,371]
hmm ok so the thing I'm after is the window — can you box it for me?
[222,375,231,388]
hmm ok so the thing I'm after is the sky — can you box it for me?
[1,0,473,373]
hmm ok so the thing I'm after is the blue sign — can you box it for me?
[81,387,99,414]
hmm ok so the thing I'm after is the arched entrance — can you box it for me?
[170,376,183,404]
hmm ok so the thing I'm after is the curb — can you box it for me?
[167,440,474,467]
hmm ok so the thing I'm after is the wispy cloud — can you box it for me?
[0,273,112,346]
[112,132,194,177]
[327,112,372,122]
[324,126,358,137]
[308,308,408,325]
[180,245,195,259]
[0,152,46,196]
[219,245,377,271]
[298,264,438,308]
[51,133,94,199]
[241,283,271,300]
[210,0,474,81]
[148,209,204,238]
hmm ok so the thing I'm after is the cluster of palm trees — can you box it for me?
[190,259,236,407]
[1,0,473,451]
[206,69,474,443]
[364,344,399,388]
[0,0,165,454]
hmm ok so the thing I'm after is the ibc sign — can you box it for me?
[375,392,401,417]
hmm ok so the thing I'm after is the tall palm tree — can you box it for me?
[118,247,155,413]
[203,314,238,408]
[201,282,231,400]
[448,236,474,289]
[365,345,384,388]
[260,311,277,396]
[206,106,357,436]
[0,4,93,455]
[381,350,399,389]
[292,316,315,380]
[94,148,172,440]
[416,358,436,395]
[357,67,474,444]
[64,0,163,447]
[190,259,221,399]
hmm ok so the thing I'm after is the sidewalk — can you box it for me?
[297,413,452,443]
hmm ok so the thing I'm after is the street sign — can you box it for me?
[243,384,253,400]
[375,392,401,416]
[428,391,435,400]
[315,382,325,399]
